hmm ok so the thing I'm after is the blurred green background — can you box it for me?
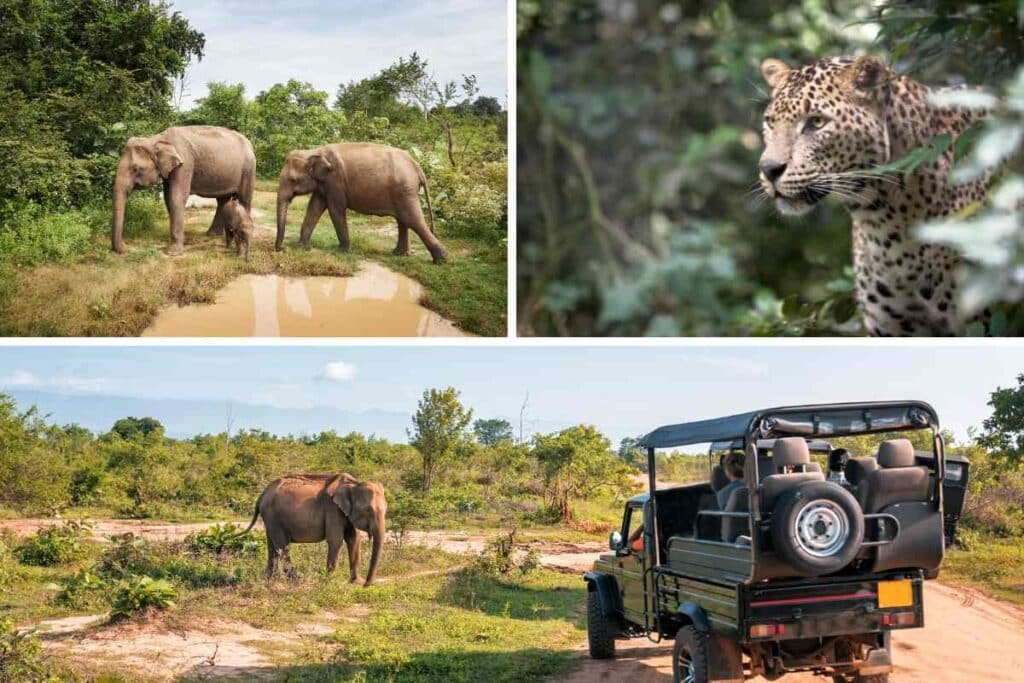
[517,0,1024,336]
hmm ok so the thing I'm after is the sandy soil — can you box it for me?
[7,518,1024,682]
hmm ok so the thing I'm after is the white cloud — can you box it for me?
[9,371,36,386]
[1,371,111,394]
[322,361,358,382]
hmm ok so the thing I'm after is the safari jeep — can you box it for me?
[585,401,967,683]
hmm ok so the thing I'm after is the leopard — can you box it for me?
[757,55,992,336]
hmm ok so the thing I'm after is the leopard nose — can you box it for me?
[758,159,787,183]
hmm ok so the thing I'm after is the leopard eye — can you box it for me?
[804,114,828,132]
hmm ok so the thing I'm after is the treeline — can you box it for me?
[0,389,634,527]
[0,0,507,262]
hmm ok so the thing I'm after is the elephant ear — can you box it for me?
[154,141,183,179]
[326,475,355,517]
[306,154,333,182]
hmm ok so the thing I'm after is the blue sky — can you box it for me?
[168,0,507,108]
[0,345,1019,445]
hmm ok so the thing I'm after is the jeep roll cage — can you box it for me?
[637,401,944,575]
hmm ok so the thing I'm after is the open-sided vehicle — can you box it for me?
[585,401,965,683]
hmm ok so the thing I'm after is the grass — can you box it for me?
[0,184,506,336]
[6,530,584,682]
[944,532,1024,607]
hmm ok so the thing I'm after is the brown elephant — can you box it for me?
[112,126,256,254]
[242,473,387,585]
[222,195,253,261]
[275,142,448,263]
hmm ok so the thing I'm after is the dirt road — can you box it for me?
[6,519,1024,682]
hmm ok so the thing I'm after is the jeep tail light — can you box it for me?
[882,611,917,627]
[750,623,786,638]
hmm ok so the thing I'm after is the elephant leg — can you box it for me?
[281,546,298,583]
[393,223,410,256]
[165,173,191,255]
[298,192,328,250]
[326,538,342,574]
[264,540,277,580]
[208,197,229,236]
[326,204,350,252]
[343,523,361,583]
[398,204,447,264]
[224,226,234,248]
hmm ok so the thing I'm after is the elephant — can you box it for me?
[242,473,387,585]
[222,195,253,260]
[112,126,256,254]
[275,142,448,264]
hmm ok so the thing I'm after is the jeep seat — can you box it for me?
[760,437,824,512]
[710,464,729,497]
[858,439,930,513]
[844,457,879,489]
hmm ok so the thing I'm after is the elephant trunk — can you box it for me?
[364,512,385,586]
[275,190,292,251]
[111,175,133,253]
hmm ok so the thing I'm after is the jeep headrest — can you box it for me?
[711,465,729,493]
[877,439,916,468]
[845,457,880,486]
[773,437,811,469]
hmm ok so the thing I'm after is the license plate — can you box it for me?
[878,580,913,608]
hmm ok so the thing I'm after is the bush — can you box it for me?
[0,539,16,590]
[109,576,176,620]
[15,522,88,567]
[0,618,56,683]
[53,568,107,608]
[474,527,538,577]
[432,163,506,242]
[185,523,261,556]
[0,206,95,267]
[96,534,156,580]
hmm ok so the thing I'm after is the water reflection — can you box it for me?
[142,262,470,337]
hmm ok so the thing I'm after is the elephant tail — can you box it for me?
[242,491,263,534]
[418,167,436,235]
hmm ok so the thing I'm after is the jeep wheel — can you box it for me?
[586,590,616,659]
[672,626,710,683]
[772,481,863,576]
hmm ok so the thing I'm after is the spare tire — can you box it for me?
[771,481,863,576]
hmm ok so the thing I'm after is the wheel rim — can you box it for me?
[794,499,849,557]
[677,647,696,683]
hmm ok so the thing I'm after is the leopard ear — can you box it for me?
[760,58,791,91]
[846,56,890,96]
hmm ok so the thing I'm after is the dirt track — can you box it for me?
[6,519,1024,682]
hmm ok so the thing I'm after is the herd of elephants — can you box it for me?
[111,125,448,263]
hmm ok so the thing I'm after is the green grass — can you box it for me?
[944,533,1024,607]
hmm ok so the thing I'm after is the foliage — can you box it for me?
[977,373,1024,466]
[185,523,261,556]
[53,568,107,608]
[517,0,1023,336]
[474,526,540,577]
[0,618,57,683]
[108,575,176,620]
[0,539,15,590]
[110,416,165,441]
[473,418,515,446]
[532,425,635,522]
[15,521,87,566]
[409,387,475,491]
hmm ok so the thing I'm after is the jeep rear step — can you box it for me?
[742,571,923,642]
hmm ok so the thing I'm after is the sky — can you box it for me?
[0,345,1019,446]
[168,0,507,108]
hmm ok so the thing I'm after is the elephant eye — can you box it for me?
[803,114,828,133]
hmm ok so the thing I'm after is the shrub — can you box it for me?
[15,522,88,567]
[185,523,261,556]
[0,618,56,682]
[474,527,538,577]
[431,164,506,242]
[0,206,94,267]
[96,534,157,579]
[53,568,107,608]
[0,539,16,590]
[109,576,176,620]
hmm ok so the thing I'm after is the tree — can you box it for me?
[473,418,514,446]
[617,435,646,471]
[977,374,1024,466]
[532,425,634,522]
[110,417,164,441]
[334,52,427,123]
[409,387,474,491]
[248,79,346,176]
[182,82,251,131]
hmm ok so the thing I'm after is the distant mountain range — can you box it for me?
[6,390,417,441]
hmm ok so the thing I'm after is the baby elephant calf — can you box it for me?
[223,196,253,260]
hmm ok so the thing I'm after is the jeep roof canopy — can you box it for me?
[637,401,944,568]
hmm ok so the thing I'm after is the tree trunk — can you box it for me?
[443,121,456,167]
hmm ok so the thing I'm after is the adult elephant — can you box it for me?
[111,126,256,254]
[242,473,387,585]
[275,143,448,263]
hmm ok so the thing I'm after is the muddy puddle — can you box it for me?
[142,262,471,337]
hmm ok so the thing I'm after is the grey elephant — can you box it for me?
[242,473,387,585]
[275,142,448,263]
[112,126,256,254]
[222,195,253,261]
